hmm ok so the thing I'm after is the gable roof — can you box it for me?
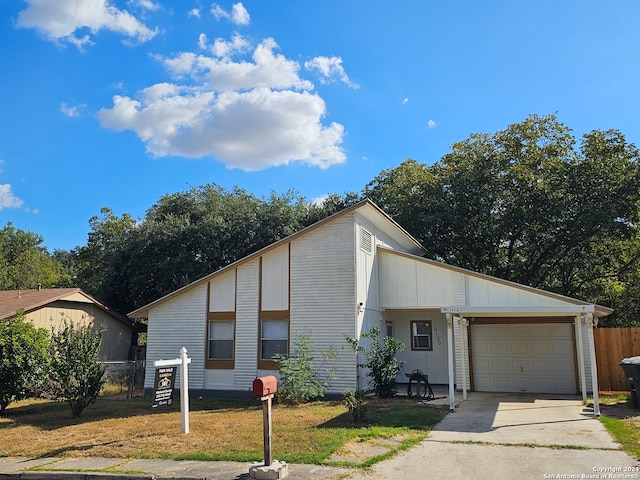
[0,287,134,326]
[378,247,613,318]
[129,199,425,318]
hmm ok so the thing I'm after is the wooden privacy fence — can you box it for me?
[594,328,640,392]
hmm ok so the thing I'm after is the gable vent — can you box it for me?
[360,228,373,254]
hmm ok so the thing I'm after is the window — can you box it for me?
[260,318,289,364]
[208,320,234,360]
[206,313,235,369]
[411,321,432,351]
[386,321,394,337]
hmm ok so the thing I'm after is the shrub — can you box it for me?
[273,335,337,404]
[347,326,405,397]
[44,319,106,418]
[343,389,367,423]
[0,311,49,417]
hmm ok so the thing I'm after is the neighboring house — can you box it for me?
[0,287,141,361]
[129,200,611,412]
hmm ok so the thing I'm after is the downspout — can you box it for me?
[446,313,455,412]
[586,313,600,416]
[575,315,587,402]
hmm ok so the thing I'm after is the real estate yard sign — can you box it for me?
[152,366,175,407]
[153,347,192,433]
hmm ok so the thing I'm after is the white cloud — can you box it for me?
[97,37,347,170]
[211,33,250,58]
[60,102,83,117]
[160,38,312,92]
[188,8,201,18]
[197,32,251,58]
[17,0,158,48]
[211,2,250,25]
[198,33,208,50]
[305,56,358,88]
[0,184,23,211]
[427,119,436,129]
[311,195,328,207]
[403,97,409,104]
[135,0,160,11]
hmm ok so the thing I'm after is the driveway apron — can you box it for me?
[345,393,640,480]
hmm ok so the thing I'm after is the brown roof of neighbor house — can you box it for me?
[0,287,134,327]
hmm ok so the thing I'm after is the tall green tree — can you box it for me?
[0,223,71,289]
[365,114,640,325]
[75,207,137,304]
[0,311,50,417]
[77,185,340,314]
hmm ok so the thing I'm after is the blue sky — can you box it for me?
[2,1,640,252]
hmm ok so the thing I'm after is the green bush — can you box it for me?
[347,327,405,397]
[0,311,49,417]
[273,335,337,404]
[44,319,106,417]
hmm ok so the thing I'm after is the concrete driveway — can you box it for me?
[345,392,640,480]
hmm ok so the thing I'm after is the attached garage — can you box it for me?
[470,321,577,394]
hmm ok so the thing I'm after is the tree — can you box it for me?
[0,223,71,290]
[45,320,106,418]
[75,207,137,311]
[77,185,341,314]
[347,327,405,397]
[0,311,50,417]
[364,114,640,325]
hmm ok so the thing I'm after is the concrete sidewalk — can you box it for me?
[0,456,351,480]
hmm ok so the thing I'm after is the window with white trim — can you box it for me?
[411,321,432,351]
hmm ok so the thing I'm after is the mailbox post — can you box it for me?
[252,376,277,466]
[249,376,288,479]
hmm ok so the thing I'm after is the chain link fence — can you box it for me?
[101,361,146,398]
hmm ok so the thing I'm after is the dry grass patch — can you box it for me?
[0,396,447,466]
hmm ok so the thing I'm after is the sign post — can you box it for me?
[153,347,192,434]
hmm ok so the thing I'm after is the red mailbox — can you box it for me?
[253,376,277,397]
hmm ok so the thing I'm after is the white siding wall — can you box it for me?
[209,269,236,312]
[290,213,358,394]
[261,245,289,311]
[355,218,377,386]
[233,259,260,391]
[379,252,455,308]
[466,276,570,307]
[575,320,594,393]
[454,318,471,390]
[385,312,450,384]
[144,284,207,391]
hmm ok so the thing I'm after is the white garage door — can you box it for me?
[471,323,577,394]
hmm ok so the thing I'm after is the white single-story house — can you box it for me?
[129,200,611,413]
